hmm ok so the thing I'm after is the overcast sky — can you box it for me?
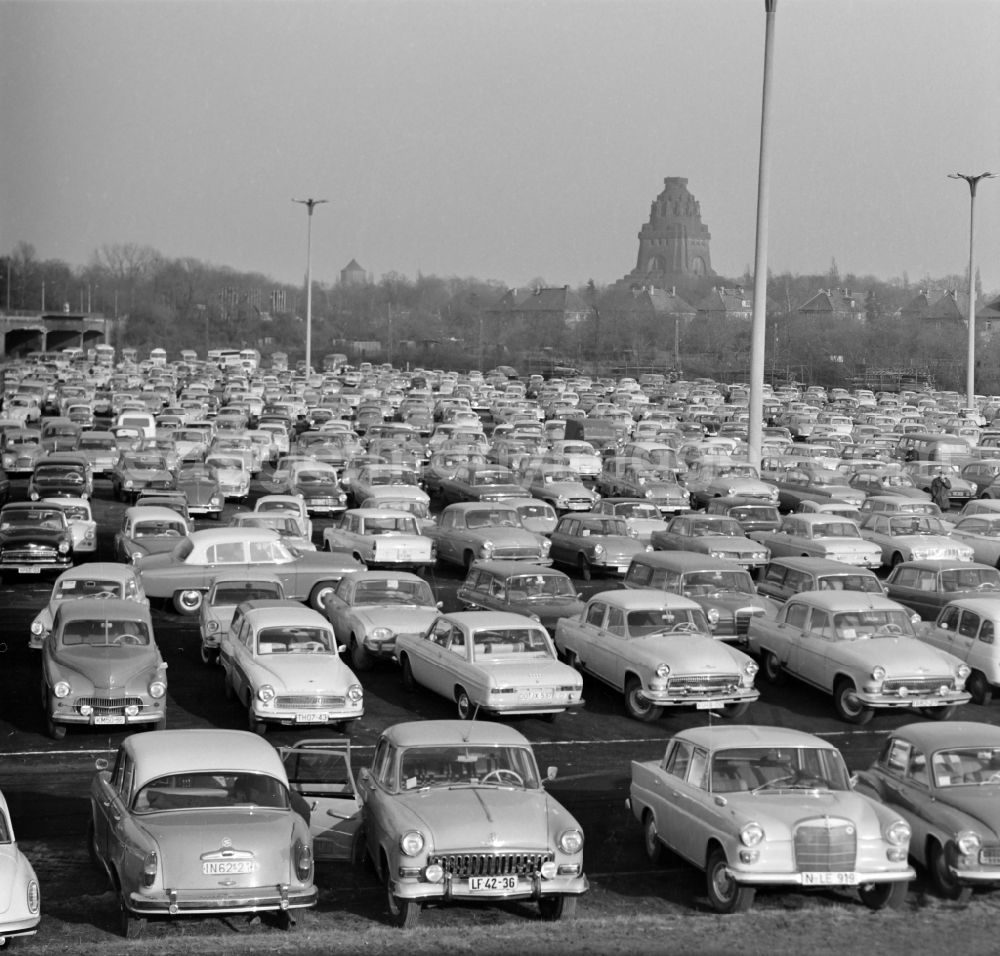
[2,0,998,293]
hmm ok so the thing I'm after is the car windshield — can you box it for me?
[471,627,553,661]
[940,568,1000,590]
[241,515,302,536]
[59,504,90,520]
[60,618,150,646]
[818,574,883,593]
[35,465,85,480]
[126,455,167,469]
[507,574,576,600]
[730,506,777,522]
[812,522,860,538]
[931,747,1000,788]
[256,625,335,654]
[682,570,755,595]
[832,609,916,639]
[711,746,851,794]
[516,504,553,519]
[364,516,417,534]
[616,503,660,520]
[256,500,301,516]
[397,744,541,791]
[887,516,945,535]
[54,578,123,599]
[211,582,283,604]
[1,509,64,530]
[134,771,290,813]
[296,470,335,483]
[690,519,743,537]
[208,457,243,470]
[626,607,710,636]
[465,509,520,529]
[79,437,115,450]
[134,520,186,537]
[353,578,435,605]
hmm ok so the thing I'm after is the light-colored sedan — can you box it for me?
[254,493,314,540]
[394,611,583,721]
[198,572,286,665]
[747,591,971,724]
[859,513,974,568]
[651,514,770,571]
[322,508,434,571]
[0,788,40,946]
[554,590,759,721]
[749,513,883,568]
[948,513,1000,566]
[428,502,552,569]
[43,496,97,555]
[219,602,363,734]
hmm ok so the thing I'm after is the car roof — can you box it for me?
[765,556,880,574]
[53,562,136,583]
[890,721,1000,751]
[241,604,330,628]
[343,508,416,519]
[938,596,1000,614]
[348,569,427,583]
[125,729,289,789]
[125,506,186,522]
[441,610,549,629]
[889,558,991,572]
[676,724,835,752]
[586,588,702,611]
[784,591,904,612]
[57,597,152,622]
[468,560,570,577]
[629,552,747,572]
[186,527,279,545]
[380,719,532,749]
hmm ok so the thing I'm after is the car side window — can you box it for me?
[883,738,911,774]
[605,607,626,637]
[785,569,810,594]
[334,577,351,601]
[371,739,393,788]
[958,611,981,640]
[784,603,808,630]
[445,628,466,654]
[907,748,929,788]
[625,563,653,588]
[938,605,961,631]
[585,603,606,628]
[893,567,919,588]
[209,542,245,564]
[664,741,692,781]
[808,609,833,639]
[687,748,709,790]
[762,564,786,586]
[979,620,995,645]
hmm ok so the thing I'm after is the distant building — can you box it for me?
[599,284,697,325]
[797,288,864,322]
[486,285,593,329]
[340,259,369,286]
[898,288,970,322]
[695,286,754,322]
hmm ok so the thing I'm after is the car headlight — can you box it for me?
[210,496,221,505]
[347,683,363,702]
[371,627,393,642]
[743,661,759,678]
[592,543,605,557]
[885,820,911,847]
[148,679,167,699]
[740,823,765,847]
[124,479,134,489]
[655,663,670,678]
[53,681,71,698]
[399,830,425,856]
[709,550,727,559]
[257,684,276,702]
[957,663,971,680]
[871,665,886,681]
[956,830,982,856]
[30,621,44,636]
[58,541,70,554]
[481,539,495,557]
[704,607,720,624]
[540,538,552,555]
[558,829,584,854]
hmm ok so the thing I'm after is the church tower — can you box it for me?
[629,177,714,283]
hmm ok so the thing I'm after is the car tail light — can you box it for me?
[142,850,158,886]
[294,841,313,881]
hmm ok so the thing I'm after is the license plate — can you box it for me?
[203,860,257,875]
[19,566,41,574]
[295,713,328,722]
[94,715,126,725]
[801,871,856,886]
[695,701,720,710]
[468,876,518,893]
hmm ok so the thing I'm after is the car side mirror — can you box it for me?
[546,766,557,782]
[337,643,347,654]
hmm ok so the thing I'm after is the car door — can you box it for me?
[405,618,458,696]
[654,741,712,865]
[549,517,579,565]
[220,614,254,702]
[788,608,836,688]
[280,740,361,861]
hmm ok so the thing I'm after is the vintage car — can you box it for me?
[548,512,650,580]
[0,788,40,946]
[629,725,914,913]
[254,494,314,540]
[849,469,930,501]
[747,591,971,724]
[651,513,770,571]
[76,429,119,475]
[138,436,181,474]
[705,496,782,534]
[343,463,423,508]
[111,450,176,502]
[281,461,348,515]
[767,463,866,513]
[357,720,587,926]
[209,434,262,473]
[198,572,286,664]
[175,463,224,519]
[908,461,976,503]
[457,560,586,633]
[232,512,316,550]
[428,502,552,570]
[885,559,1000,620]
[204,452,252,501]
[683,459,779,510]
[917,597,1000,705]
[422,450,487,497]
[554,590,759,721]
[0,502,75,577]
[522,464,601,513]
[547,439,602,482]
[395,611,583,720]
[855,721,1000,901]
[623,552,781,642]
[749,513,882,568]
[89,728,317,937]
[756,556,886,603]
[30,562,149,649]
[859,494,953,529]
[858,513,974,568]
[322,508,434,571]
[948,513,1000,566]
[28,452,93,500]
[113,506,192,564]
[324,570,441,671]
[41,599,167,738]
[219,602,363,734]
[590,498,668,543]
[43,496,97,555]
[502,496,559,536]
[1,428,42,476]
[437,463,525,505]
[134,527,363,614]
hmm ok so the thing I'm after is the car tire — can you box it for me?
[967,670,993,706]
[577,555,592,581]
[46,716,66,740]
[929,841,974,903]
[308,581,335,611]
[624,676,663,722]
[200,645,219,666]
[386,880,421,928]
[891,552,904,569]
[857,879,908,911]
[400,656,416,692]
[248,703,267,736]
[642,811,663,864]
[462,551,475,572]
[456,687,475,720]
[833,679,874,725]
[720,701,751,719]
[118,890,146,939]
[538,894,577,921]
[350,637,374,672]
[173,589,203,615]
[705,846,755,914]
[762,651,785,684]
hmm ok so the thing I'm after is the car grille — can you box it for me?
[735,610,756,636]
[305,497,337,506]
[2,547,59,563]
[881,677,952,696]
[429,851,553,878]
[74,696,145,715]
[794,819,857,872]
[979,846,1000,866]
[491,546,545,560]
[15,457,34,470]
[666,674,741,694]
[562,498,594,509]
[148,479,173,489]
[274,695,346,709]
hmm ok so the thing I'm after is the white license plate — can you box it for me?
[94,715,126,725]
[468,875,518,893]
[521,689,553,701]
[695,701,720,710]
[203,860,257,875]
[295,713,328,723]
[19,566,41,574]
[801,871,856,886]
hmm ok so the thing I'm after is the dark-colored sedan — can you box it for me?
[885,559,1000,620]
[0,503,74,577]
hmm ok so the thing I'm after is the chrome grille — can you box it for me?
[793,819,857,872]
[429,852,553,878]
[74,697,145,715]
[491,547,545,560]
[274,695,346,709]
[666,674,741,694]
[881,677,952,696]
[2,547,58,563]
[735,610,755,636]
[979,847,1000,865]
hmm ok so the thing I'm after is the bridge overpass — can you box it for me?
[0,311,114,358]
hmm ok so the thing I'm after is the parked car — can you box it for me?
[1,428,42,476]
[28,452,93,501]
[198,572,286,665]
[29,562,149,649]
[437,463,525,505]
[768,463,865,512]
[554,590,759,721]
[885,559,1000,620]
[76,429,118,475]
[41,599,166,738]
[549,512,650,581]
[855,721,1000,901]
[849,470,930,501]
[523,464,600,513]
[918,597,1000,705]
[683,459,779,509]
[324,570,441,671]
[756,556,886,603]
[111,450,175,502]
[204,452,252,501]
[858,512,974,568]
[0,502,74,577]
[504,496,559,536]
[704,496,782,534]
[89,729,316,937]
[629,725,913,913]
[590,498,668,543]
[395,611,583,720]
[322,508,434,571]
[428,502,552,570]
[749,513,882,568]
[254,494,314,539]
[357,720,587,926]
[175,463,224,519]
[219,602,363,734]
[651,513,770,571]
[908,461,976,503]
[747,591,971,724]
[114,506,192,564]
[0,788,40,946]
[43,496,97,555]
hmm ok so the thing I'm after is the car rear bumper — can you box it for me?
[128,886,317,916]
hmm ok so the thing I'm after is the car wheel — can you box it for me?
[642,811,663,864]
[86,820,103,872]
[891,552,904,568]
[929,841,974,903]
[720,701,751,719]
[624,676,663,723]
[456,688,475,720]
[833,679,874,725]
[173,589,203,615]
[248,703,267,736]
[705,847,755,914]
[967,670,993,706]
[762,651,785,684]
[350,637,374,672]
[400,656,416,692]
[200,645,219,666]
[386,879,421,928]
[538,894,577,921]
[46,715,66,740]
[462,551,475,572]
[857,879,908,911]
[577,555,592,581]
[308,581,335,611]
[118,890,146,939]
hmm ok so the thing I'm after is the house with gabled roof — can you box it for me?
[796,288,864,322]
[695,285,754,321]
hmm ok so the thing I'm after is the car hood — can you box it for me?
[254,655,352,690]
[928,787,1000,839]
[0,527,67,546]
[129,537,180,556]
[124,467,173,482]
[693,591,779,615]
[178,478,219,501]
[355,606,440,629]
[0,844,35,917]
[832,636,959,674]
[726,789,890,836]
[51,644,160,687]
[698,535,765,553]
[629,633,748,669]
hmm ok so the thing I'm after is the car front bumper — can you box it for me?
[390,871,588,903]
[643,688,759,708]
[726,864,914,887]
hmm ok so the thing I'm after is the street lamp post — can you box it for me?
[292,197,328,374]
[949,173,994,411]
